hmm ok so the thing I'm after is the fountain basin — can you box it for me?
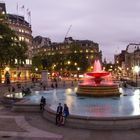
[12,88,140,130]
[77,60,121,96]
[43,106,140,130]
[76,84,121,97]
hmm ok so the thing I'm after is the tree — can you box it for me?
[67,43,90,72]
[0,13,28,67]
[32,43,90,75]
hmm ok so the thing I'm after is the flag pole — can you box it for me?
[16,3,19,23]
[29,11,31,26]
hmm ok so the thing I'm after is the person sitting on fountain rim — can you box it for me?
[61,103,69,125]
[56,103,63,125]
[40,96,46,111]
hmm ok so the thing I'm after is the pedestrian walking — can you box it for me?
[12,86,15,92]
[71,81,74,87]
[51,83,54,88]
[63,81,65,87]
[55,82,58,88]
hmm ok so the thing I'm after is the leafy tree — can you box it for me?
[67,43,90,72]
[0,13,28,67]
[32,43,90,75]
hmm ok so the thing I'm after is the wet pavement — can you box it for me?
[0,82,140,139]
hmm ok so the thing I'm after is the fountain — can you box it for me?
[76,60,121,97]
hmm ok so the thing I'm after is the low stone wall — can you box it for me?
[43,106,140,130]
[12,102,40,112]
[12,103,140,130]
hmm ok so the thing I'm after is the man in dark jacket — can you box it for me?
[56,103,63,125]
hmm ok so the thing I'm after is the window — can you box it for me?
[19,36,22,41]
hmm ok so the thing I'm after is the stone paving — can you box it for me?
[0,104,140,140]
[1,82,140,140]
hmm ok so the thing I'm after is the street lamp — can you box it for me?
[35,68,38,72]
[134,66,140,87]
[77,67,80,79]
[68,61,71,65]
[74,63,77,66]
[5,66,10,72]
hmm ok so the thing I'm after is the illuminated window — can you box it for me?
[25,38,29,42]
[80,50,83,53]
[26,59,30,65]
[15,59,17,64]
[30,60,32,65]
[22,37,24,40]
[74,51,77,53]
[19,37,22,41]
[86,49,89,53]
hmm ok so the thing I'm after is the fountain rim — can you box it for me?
[47,106,140,120]
[86,71,110,77]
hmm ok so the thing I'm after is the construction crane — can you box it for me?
[64,25,72,41]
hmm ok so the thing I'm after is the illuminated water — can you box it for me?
[24,87,140,117]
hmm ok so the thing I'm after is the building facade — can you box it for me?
[32,36,102,65]
[7,14,33,59]
[114,43,140,81]
[0,2,33,82]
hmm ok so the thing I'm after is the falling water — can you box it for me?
[93,60,102,72]
[83,60,113,85]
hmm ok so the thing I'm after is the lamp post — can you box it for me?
[77,67,80,79]
[5,66,10,85]
[35,67,38,83]
[35,67,38,72]
[134,66,140,87]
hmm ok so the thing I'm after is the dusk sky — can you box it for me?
[4,0,140,62]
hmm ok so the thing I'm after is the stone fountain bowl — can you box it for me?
[86,72,110,77]
[76,84,121,97]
